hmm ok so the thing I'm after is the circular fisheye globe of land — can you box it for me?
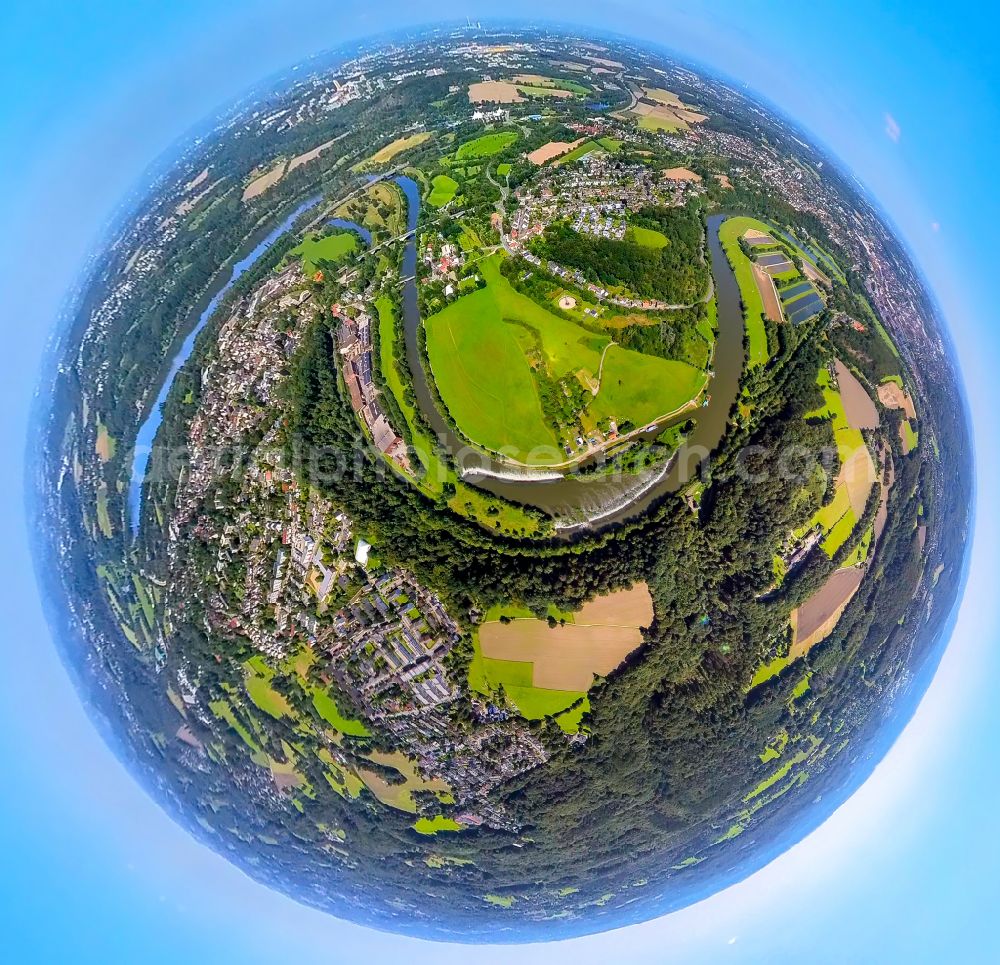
[34,25,970,942]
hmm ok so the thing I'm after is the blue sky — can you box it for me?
[1,1,998,960]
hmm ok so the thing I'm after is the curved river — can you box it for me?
[395,180,745,530]
[129,172,743,535]
[128,194,324,532]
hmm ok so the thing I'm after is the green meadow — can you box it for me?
[424,254,705,462]
[289,231,357,275]
[428,174,459,208]
[455,131,518,159]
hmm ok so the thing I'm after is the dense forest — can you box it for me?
[532,202,709,303]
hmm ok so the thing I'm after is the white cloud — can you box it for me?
[885,112,902,142]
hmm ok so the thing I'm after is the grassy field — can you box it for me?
[637,114,684,132]
[425,281,559,461]
[375,297,416,428]
[312,690,370,737]
[244,656,294,719]
[455,131,518,159]
[413,815,463,835]
[425,254,704,461]
[627,225,670,248]
[428,174,460,208]
[288,231,357,275]
[375,296,546,534]
[553,140,601,166]
[797,367,873,556]
[513,74,590,96]
[588,347,706,427]
[355,131,431,168]
[718,217,771,367]
[496,162,512,176]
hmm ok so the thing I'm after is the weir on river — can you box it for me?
[128,169,744,536]
[397,202,746,530]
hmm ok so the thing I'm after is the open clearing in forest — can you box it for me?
[428,174,460,208]
[468,81,525,103]
[478,583,653,692]
[877,379,917,419]
[790,567,865,657]
[424,254,706,463]
[288,136,340,172]
[627,225,670,248]
[242,159,287,201]
[358,750,450,814]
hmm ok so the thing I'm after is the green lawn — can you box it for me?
[412,815,463,835]
[425,283,559,461]
[517,84,578,99]
[428,174,460,208]
[425,254,705,461]
[496,162,512,176]
[244,656,294,719]
[289,231,357,275]
[312,690,370,737]
[456,131,518,159]
[718,216,771,368]
[627,225,670,249]
[375,296,416,429]
[588,346,706,426]
[638,114,683,132]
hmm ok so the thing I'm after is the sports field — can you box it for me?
[424,255,705,462]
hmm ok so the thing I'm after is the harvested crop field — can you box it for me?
[468,81,524,103]
[838,444,878,516]
[242,160,287,201]
[287,136,340,172]
[527,138,585,165]
[358,132,432,168]
[790,567,865,657]
[479,583,654,692]
[753,264,783,322]
[662,167,702,182]
[835,360,879,430]
[877,380,917,419]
